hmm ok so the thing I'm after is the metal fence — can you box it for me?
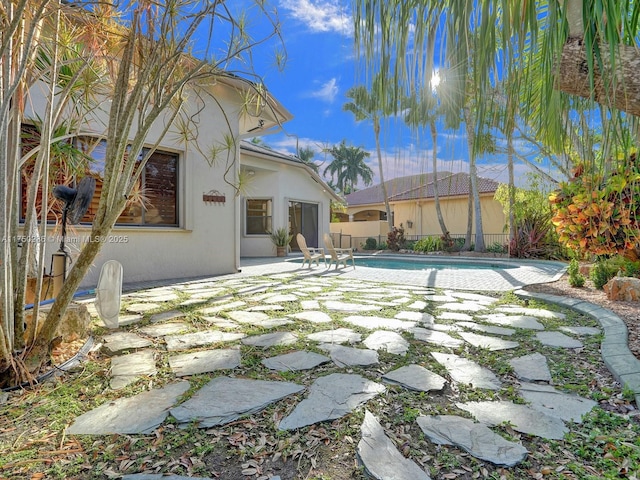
[328,232,510,252]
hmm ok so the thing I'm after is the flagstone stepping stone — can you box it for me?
[359,299,399,307]
[225,310,293,328]
[237,286,270,296]
[479,314,545,330]
[449,291,498,304]
[382,364,446,392]
[241,331,298,348]
[458,331,519,351]
[171,377,304,428]
[297,286,325,293]
[300,300,320,310]
[264,294,298,303]
[363,331,409,355]
[390,296,413,305]
[262,351,331,371]
[110,350,157,390]
[201,317,239,329]
[536,331,583,348]
[559,326,601,336]
[343,315,416,331]
[439,302,487,312]
[519,383,596,423]
[495,306,565,319]
[102,331,153,355]
[290,311,332,323]
[430,324,462,332]
[456,321,515,336]
[246,304,285,311]
[431,352,501,390]
[424,294,457,302]
[410,327,464,348]
[169,348,241,376]
[199,301,246,314]
[67,381,190,435]
[126,303,161,314]
[307,328,361,344]
[509,353,552,382]
[164,331,245,351]
[324,301,382,313]
[189,288,228,298]
[319,344,379,367]
[438,312,473,321]
[226,310,269,323]
[144,293,180,302]
[138,322,189,337]
[456,400,568,440]
[358,410,431,480]
[407,300,427,310]
[417,415,527,467]
[149,310,184,323]
[279,373,385,430]
[118,314,144,326]
[395,311,435,325]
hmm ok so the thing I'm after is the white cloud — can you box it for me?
[279,0,353,36]
[309,78,339,103]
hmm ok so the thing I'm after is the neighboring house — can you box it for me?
[23,76,315,288]
[330,171,506,245]
[239,141,342,256]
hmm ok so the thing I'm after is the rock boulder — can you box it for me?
[603,277,640,301]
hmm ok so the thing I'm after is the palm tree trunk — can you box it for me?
[430,120,448,237]
[508,136,515,255]
[463,108,485,251]
[374,120,393,231]
[556,37,640,117]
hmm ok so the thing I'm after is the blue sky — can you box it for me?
[240,0,554,189]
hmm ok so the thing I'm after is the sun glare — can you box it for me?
[430,70,441,91]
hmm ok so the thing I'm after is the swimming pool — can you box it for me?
[352,255,517,271]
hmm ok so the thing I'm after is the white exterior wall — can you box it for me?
[26,84,244,288]
[240,156,333,257]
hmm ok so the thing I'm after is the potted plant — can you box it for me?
[269,227,293,257]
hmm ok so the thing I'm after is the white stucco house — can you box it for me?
[239,141,342,257]
[22,76,338,288]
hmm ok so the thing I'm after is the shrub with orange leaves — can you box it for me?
[549,154,640,257]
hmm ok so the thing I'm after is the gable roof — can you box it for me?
[239,141,343,202]
[345,172,500,206]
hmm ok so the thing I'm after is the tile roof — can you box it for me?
[345,172,500,205]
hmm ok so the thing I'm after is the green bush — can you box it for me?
[567,259,586,287]
[591,259,618,290]
[414,236,443,253]
[608,256,640,278]
[363,237,377,250]
[487,242,508,254]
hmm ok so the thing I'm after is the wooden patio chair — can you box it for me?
[296,233,326,269]
[323,233,355,269]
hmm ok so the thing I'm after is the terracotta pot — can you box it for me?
[276,246,286,257]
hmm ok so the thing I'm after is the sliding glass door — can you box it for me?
[289,201,319,249]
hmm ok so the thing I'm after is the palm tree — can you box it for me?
[404,86,450,239]
[343,75,406,231]
[298,146,319,173]
[323,140,373,194]
[352,1,640,226]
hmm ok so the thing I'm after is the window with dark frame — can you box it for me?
[20,127,179,227]
[245,198,272,235]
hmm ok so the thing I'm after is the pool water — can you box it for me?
[352,256,516,271]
